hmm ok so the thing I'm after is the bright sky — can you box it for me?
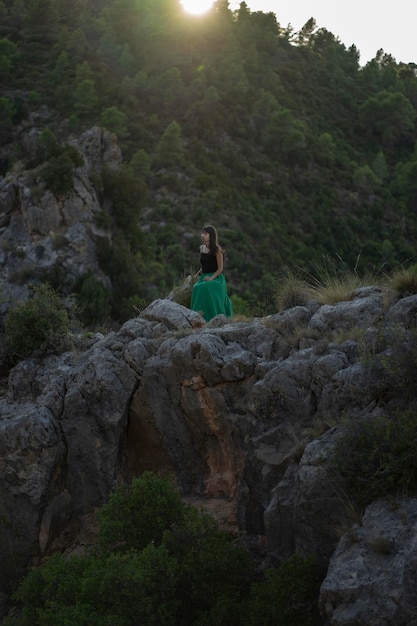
[227,0,417,66]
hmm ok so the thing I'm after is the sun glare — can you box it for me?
[181,0,214,16]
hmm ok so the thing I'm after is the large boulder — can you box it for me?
[320,498,417,625]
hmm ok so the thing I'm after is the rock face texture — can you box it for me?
[1,291,417,624]
[320,498,417,625]
[0,126,118,323]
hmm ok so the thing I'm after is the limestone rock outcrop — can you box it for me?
[1,291,417,624]
[0,126,118,323]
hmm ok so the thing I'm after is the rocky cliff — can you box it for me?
[1,291,417,624]
[0,125,119,324]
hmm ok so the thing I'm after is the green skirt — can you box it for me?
[191,273,233,322]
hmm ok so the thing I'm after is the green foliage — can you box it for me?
[128,148,150,177]
[100,106,128,139]
[35,130,84,195]
[8,472,319,626]
[98,472,186,554]
[95,166,153,320]
[41,152,77,196]
[5,283,71,358]
[36,127,60,162]
[359,90,416,155]
[2,0,417,318]
[162,507,253,625]
[0,96,15,137]
[0,38,19,77]
[230,293,250,317]
[243,554,319,626]
[331,410,417,509]
[153,120,185,169]
[101,166,147,239]
[11,549,179,626]
[74,271,112,326]
[10,473,250,625]
[96,236,144,321]
[73,79,98,116]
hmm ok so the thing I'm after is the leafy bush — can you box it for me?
[161,506,253,624]
[8,473,319,625]
[98,472,187,554]
[36,127,60,162]
[10,549,179,626]
[331,410,417,509]
[230,293,250,317]
[74,271,112,326]
[243,554,319,626]
[41,145,83,196]
[95,236,144,322]
[0,96,16,135]
[101,166,147,240]
[100,106,128,139]
[5,283,71,358]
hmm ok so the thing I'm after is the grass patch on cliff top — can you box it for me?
[274,257,381,311]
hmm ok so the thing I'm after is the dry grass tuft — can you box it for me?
[274,268,310,312]
[169,270,198,308]
[368,536,394,555]
[388,264,417,296]
[274,257,382,310]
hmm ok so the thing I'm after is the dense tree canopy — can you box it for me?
[1,0,417,319]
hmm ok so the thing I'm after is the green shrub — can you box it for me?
[0,97,16,133]
[7,472,321,626]
[41,146,83,196]
[5,283,71,358]
[230,293,250,317]
[162,506,253,624]
[95,236,144,321]
[101,166,147,238]
[331,410,417,509]
[9,473,254,625]
[243,554,319,626]
[74,271,112,326]
[36,127,60,162]
[98,472,187,554]
[11,549,178,626]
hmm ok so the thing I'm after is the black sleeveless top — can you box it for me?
[200,252,218,273]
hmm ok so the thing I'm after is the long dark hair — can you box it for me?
[202,225,224,255]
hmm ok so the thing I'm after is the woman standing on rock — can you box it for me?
[191,225,233,322]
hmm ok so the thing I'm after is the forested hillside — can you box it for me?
[1,0,417,319]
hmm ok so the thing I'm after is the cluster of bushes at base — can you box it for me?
[5,472,319,626]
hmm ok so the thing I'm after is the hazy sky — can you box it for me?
[228,0,417,66]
